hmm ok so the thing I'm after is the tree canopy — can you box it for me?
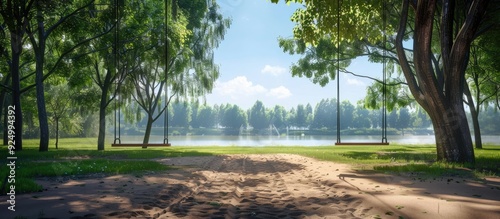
[0,0,230,150]
[271,0,499,163]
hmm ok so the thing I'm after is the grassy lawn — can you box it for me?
[1,138,499,193]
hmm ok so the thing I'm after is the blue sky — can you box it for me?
[205,0,384,110]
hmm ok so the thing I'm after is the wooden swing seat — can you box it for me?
[111,143,171,147]
[335,142,389,145]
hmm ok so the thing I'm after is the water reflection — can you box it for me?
[110,135,500,146]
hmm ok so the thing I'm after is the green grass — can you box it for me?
[0,159,170,194]
[16,159,169,178]
[374,163,472,177]
[1,138,499,194]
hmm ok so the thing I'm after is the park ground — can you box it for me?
[1,139,499,219]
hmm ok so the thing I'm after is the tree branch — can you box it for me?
[93,59,102,86]
[45,0,96,38]
[447,0,489,103]
[396,0,422,101]
[340,69,407,86]
[43,23,115,81]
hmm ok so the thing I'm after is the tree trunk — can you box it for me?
[3,107,7,146]
[11,33,23,151]
[97,83,110,151]
[394,0,486,163]
[426,102,475,163]
[55,117,59,149]
[464,85,482,149]
[469,109,482,149]
[35,46,49,151]
[32,2,50,152]
[1,90,7,145]
[97,106,107,150]
[142,116,154,148]
[36,61,49,152]
[0,74,12,145]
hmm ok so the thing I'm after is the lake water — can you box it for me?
[110,134,500,146]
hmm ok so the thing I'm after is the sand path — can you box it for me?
[1,154,499,218]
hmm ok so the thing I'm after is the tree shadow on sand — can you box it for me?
[3,154,499,219]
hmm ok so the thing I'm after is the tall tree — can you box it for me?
[46,84,82,149]
[411,106,431,129]
[190,101,201,128]
[352,106,370,129]
[387,110,398,130]
[125,0,172,147]
[0,23,15,146]
[272,0,498,163]
[464,27,500,149]
[0,0,34,150]
[197,104,215,128]
[130,58,167,147]
[295,104,306,128]
[221,104,247,133]
[170,102,190,128]
[25,0,110,151]
[340,100,354,129]
[311,99,336,129]
[305,103,313,125]
[249,100,269,131]
[85,0,139,150]
[478,106,500,134]
[0,0,112,151]
[133,0,230,145]
[167,0,231,101]
[397,107,411,134]
[270,105,288,129]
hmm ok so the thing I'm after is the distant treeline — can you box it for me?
[114,99,500,136]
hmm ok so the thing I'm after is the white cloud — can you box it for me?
[213,76,292,102]
[214,76,267,99]
[267,86,292,99]
[346,77,365,86]
[261,65,287,76]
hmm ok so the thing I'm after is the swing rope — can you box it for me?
[111,0,170,147]
[163,0,169,145]
[113,0,121,144]
[382,0,388,143]
[336,0,341,144]
[335,0,389,145]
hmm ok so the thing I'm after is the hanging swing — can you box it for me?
[335,0,389,146]
[111,0,170,147]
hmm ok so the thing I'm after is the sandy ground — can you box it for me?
[1,154,500,219]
